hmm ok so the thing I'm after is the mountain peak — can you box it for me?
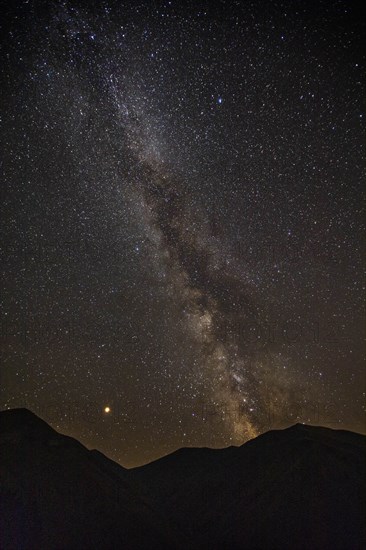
[287,422,316,432]
[1,407,38,418]
[1,409,365,549]
[0,407,58,438]
[0,407,43,423]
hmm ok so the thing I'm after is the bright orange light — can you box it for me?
[104,406,111,413]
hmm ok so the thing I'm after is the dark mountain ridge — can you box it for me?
[1,408,365,549]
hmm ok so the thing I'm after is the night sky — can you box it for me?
[1,0,364,467]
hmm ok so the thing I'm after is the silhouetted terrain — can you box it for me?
[1,409,365,549]
[0,409,177,549]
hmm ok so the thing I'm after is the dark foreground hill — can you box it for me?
[0,408,177,550]
[0,409,365,550]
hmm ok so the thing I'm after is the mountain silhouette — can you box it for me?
[0,408,177,550]
[1,409,365,549]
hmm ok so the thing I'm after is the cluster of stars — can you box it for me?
[0,0,364,467]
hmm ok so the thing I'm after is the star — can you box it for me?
[0,0,363,468]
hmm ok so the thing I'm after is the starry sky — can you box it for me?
[0,0,365,467]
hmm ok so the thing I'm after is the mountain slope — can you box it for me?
[130,423,366,549]
[0,408,179,550]
[1,409,365,550]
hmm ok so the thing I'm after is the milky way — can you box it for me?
[1,0,364,466]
